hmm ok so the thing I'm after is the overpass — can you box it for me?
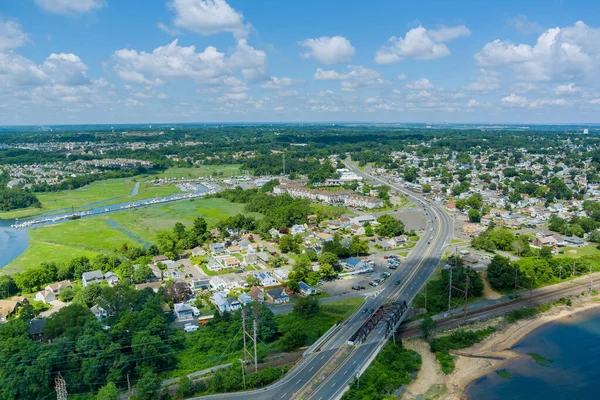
[189,158,454,400]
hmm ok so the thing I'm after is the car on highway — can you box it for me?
[395,280,401,285]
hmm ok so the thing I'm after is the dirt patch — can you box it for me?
[481,271,502,300]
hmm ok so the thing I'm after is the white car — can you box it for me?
[184,324,198,333]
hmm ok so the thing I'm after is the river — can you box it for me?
[466,307,600,399]
[0,182,214,269]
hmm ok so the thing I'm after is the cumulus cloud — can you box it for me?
[397,73,407,80]
[554,83,580,95]
[35,0,105,15]
[529,98,567,108]
[299,36,355,65]
[501,93,528,107]
[375,25,471,64]
[464,69,500,92]
[0,19,29,51]
[261,76,295,89]
[313,65,389,91]
[113,38,267,85]
[475,21,600,81]
[167,0,250,39]
[406,78,433,90]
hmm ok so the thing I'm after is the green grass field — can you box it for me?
[3,197,260,274]
[0,165,242,220]
[556,244,600,258]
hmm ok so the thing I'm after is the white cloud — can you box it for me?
[35,0,105,15]
[168,0,250,39]
[513,82,538,93]
[299,36,355,65]
[157,22,181,36]
[113,39,267,85]
[374,25,471,64]
[406,78,433,90]
[365,97,381,104]
[464,69,500,91]
[475,21,600,81]
[506,15,543,35]
[42,53,89,85]
[397,73,407,80]
[590,98,600,104]
[529,98,567,108]
[501,93,528,107]
[261,76,294,89]
[313,65,389,91]
[407,90,431,100]
[554,83,580,95]
[0,19,29,51]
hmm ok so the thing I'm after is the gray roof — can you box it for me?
[82,270,103,281]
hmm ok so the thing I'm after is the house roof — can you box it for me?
[82,270,103,281]
[268,288,287,298]
[298,281,314,291]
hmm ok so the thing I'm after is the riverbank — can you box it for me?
[401,295,600,400]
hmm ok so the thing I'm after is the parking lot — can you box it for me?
[321,255,407,296]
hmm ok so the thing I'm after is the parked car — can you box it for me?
[381,272,390,279]
[351,285,366,291]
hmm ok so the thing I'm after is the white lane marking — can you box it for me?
[344,369,349,375]
[309,366,314,372]
[352,361,357,365]
[332,382,337,387]
[296,379,302,384]
[281,393,287,399]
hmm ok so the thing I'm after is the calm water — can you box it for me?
[466,308,600,400]
[0,218,29,268]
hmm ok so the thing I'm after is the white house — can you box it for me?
[82,270,104,287]
[253,272,278,286]
[211,291,230,312]
[35,290,55,304]
[206,258,224,272]
[291,224,306,235]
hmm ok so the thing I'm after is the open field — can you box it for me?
[556,244,600,258]
[3,197,260,273]
[0,165,242,220]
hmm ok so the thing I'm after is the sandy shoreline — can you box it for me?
[402,296,600,400]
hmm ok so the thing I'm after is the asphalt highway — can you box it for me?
[189,160,454,400]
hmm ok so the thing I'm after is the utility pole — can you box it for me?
[282,153,286,176]
[240,359,246,390]
[54,372,68,400]
[448,266,453,312]
[242,310,258,374]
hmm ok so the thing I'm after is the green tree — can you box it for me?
[468,209,481,223]
[420,315,437,340]
[176,376,194,399]
[97,382,118,400]
[318,252,338,266]
[134,369,162,400]
[293,296,320,318]
[376,215,405,237]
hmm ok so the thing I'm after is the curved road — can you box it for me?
[190,159,454,400]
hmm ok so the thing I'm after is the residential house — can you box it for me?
[82,270,104,287]
[291,224,306,235]
[210,242,226,254]
[248,286,265,303]
[350,224,365,235]
[243,253,259,265]
[135,282,163,292]
[191,246,206,256]
[0,300,20,322]
[273,269,289,282]
[267,288,289,304]
[253,272,278,286]
[211,292,230,312]
[269,228,281,238]
[104,272,119,287]
[188,278,211,291]
[227,245,241,254]
[45,280,72,295]
[209,277,228,291]
[149,264,163,281]
[227,297,242,311]
[344,194,384,209]
[35,290,55,304]
[564,236,585,247]
[255,252,271,267]
[238,293,253,306]
[247,242,259,254]
[206,257,224,272]
[223,256,241,269]
[352,215,377,225]
[174,303,194,319]
[152,255,169,263]
[316,232,333,242]
[533,236,560,249]
[298,281,317,296]
[90,305,108,320]
[345,257,365,270]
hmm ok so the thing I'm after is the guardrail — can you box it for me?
[303,323,340,356]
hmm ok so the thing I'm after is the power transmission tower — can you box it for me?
[54,372,68,400]
[242,310,258,373]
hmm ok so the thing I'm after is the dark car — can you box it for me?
[395,280,401,285]
[368,308,375,313]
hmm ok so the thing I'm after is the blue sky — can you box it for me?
[2,0,600,124]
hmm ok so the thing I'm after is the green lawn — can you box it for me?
[0,165,242,220]
[3,197,261,274]
[556,245,600,258]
